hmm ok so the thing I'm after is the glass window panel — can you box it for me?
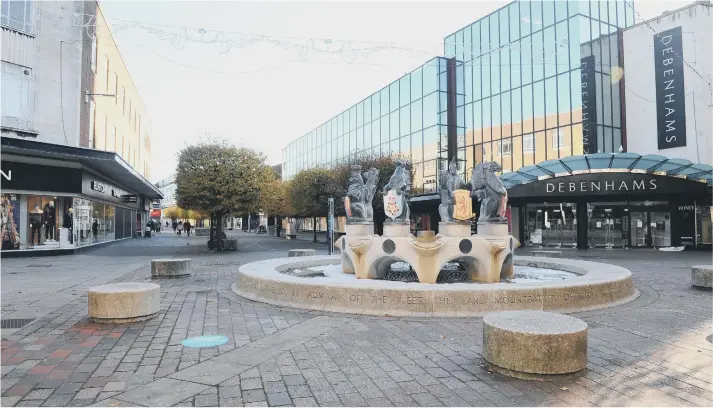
[411,68,422,101]
[555,22,569,74]
[390,139,399,156]
[412,132,423,162]
[531,0,543,31]
[602,76,612,127]
[445,34,456,58]
[456,61,464,95]
[502,90,511,128]
[380,88,389,117]
[439,91,448,115]
[482,54,491,98]
[390,112,399,141]
[520,0,531,37]
[626,1,635,26]
[545,77,557,129]
[557,73,571,126]
[511,40,521,88]
[603,126,613,153]
[512,87,522,130]
[364,123,372,149]
[595,72,603,128]
[424,126,438,161]
[490,14,499,50]
[400,106,410,137]
[613,128,622,152]
[356,102,363,128]
[501,48,510,92]
[423,60,438,96]
[465,63,473,103]
[465,102,473,144]
[400,136,410,159]
[482,98,491,142]
[533,80,545,131]
[569,20,580,70]
[523,84,533,133]
[499,8,509,46]
[363,97,371,123]
[400,76,410,108]
[492,94,501,128]
[491,51,500,95]
[521,36,532,84]
[535,131,547,162]
[543,27,558,78]
[381,115,389,143]
[555,0,567,22]
[474,101,482,143]
[509,3,520,41]
[389,82,399,112]
[411,99,422,132]
[423,92,438,128]
[532,31,544,81]
[542,0,555,27]
[472,21,481,59]
[439,111,448,127]
[589,0,599,21]
[608,1,617,26]
[349,107,356,131]
[473,63,482,100]
[457,105,465,129]
[455,30,464,61]
[612,82,620,128]
[463,25,472,62]
[372,94,380,119]
[372,118,380,146]
[439,71,447,92]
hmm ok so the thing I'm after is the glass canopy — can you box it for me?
[500,153,713,188]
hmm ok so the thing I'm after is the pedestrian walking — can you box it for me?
[183,220,192,237]
[176,220,184,236]
[172,220,178,233]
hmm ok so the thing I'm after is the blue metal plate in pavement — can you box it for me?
[181,335,229,348]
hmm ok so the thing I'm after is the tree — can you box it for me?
[257,167,293,237]
[164,207,179,222]
[289,168,340,242]
[175,140,268,249]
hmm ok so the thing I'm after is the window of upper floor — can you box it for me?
[1,0,33,34]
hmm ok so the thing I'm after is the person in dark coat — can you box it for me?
[183,220,192,237]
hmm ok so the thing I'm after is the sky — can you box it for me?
[98,0,678,183]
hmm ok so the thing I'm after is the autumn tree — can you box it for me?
[256,166,293,237]
[164,207,179,222]
[289,168,340,242]
[175,140,269,249]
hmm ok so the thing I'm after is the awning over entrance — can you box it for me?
[1,137,163,199]
[500,153,713,189]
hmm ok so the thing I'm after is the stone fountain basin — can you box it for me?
[232,255,639,317]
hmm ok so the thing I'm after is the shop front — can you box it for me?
[503,153,712,250]
[1,137,162,256]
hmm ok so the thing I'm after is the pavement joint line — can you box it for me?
[98,315,352,406]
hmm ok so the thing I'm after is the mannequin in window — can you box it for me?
[30,205,43,245]
[63,207,74,244]
[43,200,56,241]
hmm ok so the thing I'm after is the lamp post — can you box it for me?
[327,197,334,255]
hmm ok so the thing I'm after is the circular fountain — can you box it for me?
[233,255,638,317]
[233,161,638,317]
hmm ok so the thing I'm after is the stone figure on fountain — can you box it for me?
[382,159,410,223]
[438,158,466,223]
[345,165,380,223]
[470,161,508,222]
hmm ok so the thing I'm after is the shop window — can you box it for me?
[1,194,21,250]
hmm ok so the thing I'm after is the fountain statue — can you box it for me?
[345,165,379,223]
[438,158,466,223]
[337,158,519,284]
[382,159,410,223]
[470,161,508,223]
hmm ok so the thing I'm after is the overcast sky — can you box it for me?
[98,0,677,182]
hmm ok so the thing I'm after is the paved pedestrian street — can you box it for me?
[1,231,711,407]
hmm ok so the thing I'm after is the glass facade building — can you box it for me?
[444,0,635,181]
[283,57,464,194]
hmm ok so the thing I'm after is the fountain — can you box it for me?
[233,161,639,317]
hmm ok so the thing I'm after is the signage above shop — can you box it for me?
[0,161,82,193]
[678,205,695,211]
[654,26,687,149]
[91,181,106,193]
[121,195,138,203]
[580,55,598,154]
[111,189,120,198]
[508,173,709,199]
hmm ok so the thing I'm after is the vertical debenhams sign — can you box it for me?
[581,55,597,154]
[654,26,686,149]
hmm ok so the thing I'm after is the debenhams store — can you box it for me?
[504,153,712,250]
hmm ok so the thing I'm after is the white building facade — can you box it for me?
[623,1,712,165]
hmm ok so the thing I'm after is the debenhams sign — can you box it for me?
[508,173,706,198]
[546,178,657,194]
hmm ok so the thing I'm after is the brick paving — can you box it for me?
[1,232,712,407]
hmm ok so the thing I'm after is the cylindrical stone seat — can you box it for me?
[483,311,588,380]
[691,265,712,290]
[288,249,317,257]
[151,259,191,278]
[88,283,160,323]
